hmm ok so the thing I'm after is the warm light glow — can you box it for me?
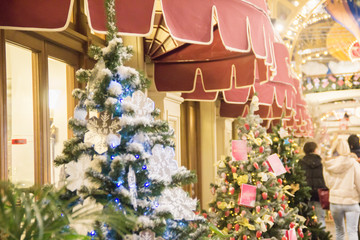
[275,22,285,33]
[292,0,299,7]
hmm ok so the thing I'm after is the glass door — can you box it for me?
[5,43,36,187]
[47,44,78,187]
[48,57,76,186]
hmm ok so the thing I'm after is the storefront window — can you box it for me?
[6,43,35,187]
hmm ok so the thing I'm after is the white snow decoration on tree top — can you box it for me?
[92,60,112,83]
[84,111,121,154]
[116,65,139,80]
[147,144,178,184]
[70,197,103,235]
[156,187,197,220]
[101,37,123,55]
[65,154,92,192]
[122,90,154,118]
[124,229,164,240]
[108,80,123,96]
[102,68,113,78]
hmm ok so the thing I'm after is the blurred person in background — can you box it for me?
[300,141,327,228]
[348,134,360,159]
[323,138,360,240]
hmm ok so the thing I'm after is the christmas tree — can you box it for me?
[55,0,208,239]
[271,124,331,240]
[208,96,306,239]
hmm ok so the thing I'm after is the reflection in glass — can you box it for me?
[48,58,68,186]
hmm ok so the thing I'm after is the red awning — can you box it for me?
[0,0,276,68]
[154,27,268,95]
[0,0,73,31]
[86,0,156,36]
[160,0,275,67]
[219,81,294,119]
[167,40,294,106]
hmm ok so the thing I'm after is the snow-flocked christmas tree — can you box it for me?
[55,1,208,239]
[208,96,306,240]
[271,124,331,240]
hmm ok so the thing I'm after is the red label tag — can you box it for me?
[12,139,27,145]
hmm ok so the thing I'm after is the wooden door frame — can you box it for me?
[2,31,80,185]
[0,30,7,181]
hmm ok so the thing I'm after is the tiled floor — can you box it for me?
[326,219,337,239]
[325,211,353,240]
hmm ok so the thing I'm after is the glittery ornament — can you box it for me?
[278,210,283,217]
[262,192,268,200]
[229,186,235,195]
[128,166,138,210]
[156,187,197,220]
[235,224,240,231]
[84,111,121,154]
[147,144,178,184]
[256,205,261,213]
[122,90,155,118]
[65,154,92,192]
[259,146,264,153]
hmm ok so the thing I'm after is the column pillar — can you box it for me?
[199,101,217,209]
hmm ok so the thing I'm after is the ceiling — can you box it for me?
[268,0,360,135]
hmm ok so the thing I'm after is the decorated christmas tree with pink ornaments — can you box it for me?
[208,96,307,240]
